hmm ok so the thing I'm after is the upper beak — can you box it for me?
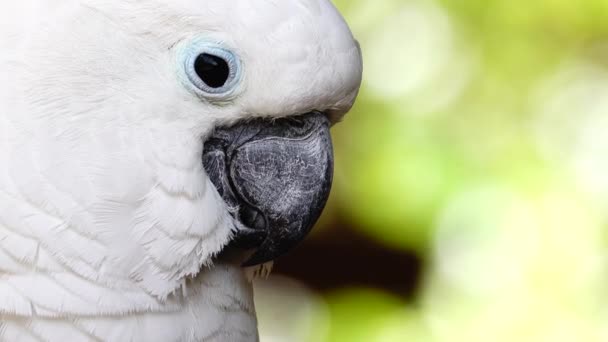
[202,111,333,266]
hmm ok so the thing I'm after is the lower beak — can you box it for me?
[203,111,333,266]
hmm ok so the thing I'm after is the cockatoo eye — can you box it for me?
[194,53,230,88]
[179,39,242,97]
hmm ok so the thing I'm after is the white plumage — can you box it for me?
[0,0,362,340]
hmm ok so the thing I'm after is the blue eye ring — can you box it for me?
[178,39,242,98]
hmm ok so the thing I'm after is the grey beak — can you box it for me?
[203,111,333,266]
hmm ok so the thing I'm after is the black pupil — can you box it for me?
[194,53,230,89]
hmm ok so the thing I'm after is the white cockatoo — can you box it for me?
[0,0,362,342]
[0,0,362,340]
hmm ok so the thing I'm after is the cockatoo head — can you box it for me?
[11,0,362,270]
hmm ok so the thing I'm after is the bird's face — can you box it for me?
[15,0,362,267]
[61,0,362,123]
[170,0,363,122]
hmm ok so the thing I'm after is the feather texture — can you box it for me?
[0,0,362,340]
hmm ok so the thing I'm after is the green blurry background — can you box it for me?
[255,0,608,341]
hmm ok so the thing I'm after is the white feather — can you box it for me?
[0,0,362,340]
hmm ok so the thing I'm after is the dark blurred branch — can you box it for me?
[274,223,424,301]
